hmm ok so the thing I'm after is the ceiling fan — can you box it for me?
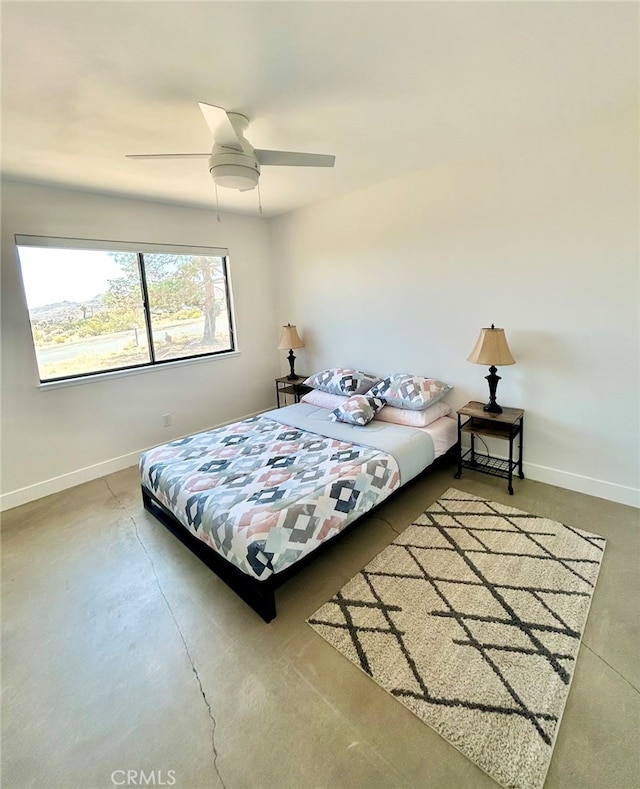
[126,102,336,192]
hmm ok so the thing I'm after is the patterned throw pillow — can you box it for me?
[328,395,386,426]
[367,374,452,411]
[303,368,381,396]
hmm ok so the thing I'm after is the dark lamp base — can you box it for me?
[484,365,503,414]
[286,349,298,380]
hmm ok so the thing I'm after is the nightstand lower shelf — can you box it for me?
[459,449,521,480]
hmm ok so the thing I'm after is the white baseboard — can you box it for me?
[0,450,145,511]
[2,421,638,512]
[522,460,639,509]
[0,409,269,512]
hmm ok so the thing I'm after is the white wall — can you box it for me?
[2,103,638,511]
[269,107,640,507]
[1,181,279,509]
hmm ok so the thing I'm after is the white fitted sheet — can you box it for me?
[421,415,458,459]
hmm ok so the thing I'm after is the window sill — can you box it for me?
[37,350,241,390]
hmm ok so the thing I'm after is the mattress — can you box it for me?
[421,413,458,460]
[139,403,456,582]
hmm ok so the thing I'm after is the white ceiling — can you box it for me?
[1,1,636,218]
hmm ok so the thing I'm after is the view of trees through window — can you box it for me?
[16,241,235,382]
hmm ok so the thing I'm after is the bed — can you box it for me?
[140,375,458,621]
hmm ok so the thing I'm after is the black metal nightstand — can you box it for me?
[454,400,525,494]
[275,375,312,408]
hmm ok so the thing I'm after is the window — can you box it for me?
[15,236,236,383]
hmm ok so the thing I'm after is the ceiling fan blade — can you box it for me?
[198,102,243,150]
[255,149,335,167]
[126,153,210,159]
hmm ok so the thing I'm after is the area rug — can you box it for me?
[307,488,605,789]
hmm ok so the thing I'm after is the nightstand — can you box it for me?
[454,400,524,494]
[275,375,312,408]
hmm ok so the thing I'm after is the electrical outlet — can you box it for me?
[162,413,171,428]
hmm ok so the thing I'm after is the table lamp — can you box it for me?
[278,323,305,380]
[467,324,515,413]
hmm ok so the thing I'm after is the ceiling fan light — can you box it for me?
[209,150,260,191]
[210,164,259,190]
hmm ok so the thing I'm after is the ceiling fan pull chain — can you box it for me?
[214,182,222,222]
[257,181,263,215]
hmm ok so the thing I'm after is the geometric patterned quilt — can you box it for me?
[139,414,400,580]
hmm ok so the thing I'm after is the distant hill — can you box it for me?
[30,295,106,324]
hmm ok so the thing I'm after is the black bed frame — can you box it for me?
[141,448,456,622]
[142,484,365,622]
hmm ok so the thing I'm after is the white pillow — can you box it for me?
[373,400,451,427]
[301,390,349,409]
[302,389,450,428]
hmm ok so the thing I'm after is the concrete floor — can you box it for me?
[2,462,639,789]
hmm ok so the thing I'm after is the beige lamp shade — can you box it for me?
[467,325,515,366]
[278,323,305,350]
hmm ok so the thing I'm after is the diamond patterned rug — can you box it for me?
[307,488,606,789]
